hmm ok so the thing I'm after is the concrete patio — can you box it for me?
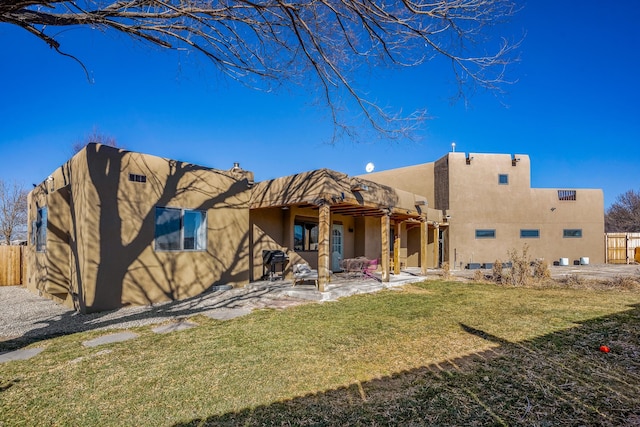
[268,267,434,301]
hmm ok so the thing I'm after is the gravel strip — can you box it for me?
[450,263,640,281]
[0,283,303,342]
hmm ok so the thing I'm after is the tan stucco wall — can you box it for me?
[406,226,420,267]
[359,152,605,268]
[363,216,382,261]
[27,144,252,313]
[334,215,356,260]
[26,163,76,308]
[251,207,287,280]
[359,163,435,205]
[445,152,604,267]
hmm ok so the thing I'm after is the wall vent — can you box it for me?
[557,190,576,201]
[129,173,147,183]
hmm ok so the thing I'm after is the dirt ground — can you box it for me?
[451,263,640,281]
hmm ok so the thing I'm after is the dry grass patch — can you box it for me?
[1,281,639,426]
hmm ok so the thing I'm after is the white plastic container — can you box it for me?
[559,258,569,266]
[580,257,589,265]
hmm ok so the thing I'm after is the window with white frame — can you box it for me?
[154,207,207,251]
[34,207,47,252]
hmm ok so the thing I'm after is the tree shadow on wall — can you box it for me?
[79,144,251,313]
[172,304,640,427]
[2,144,256,350]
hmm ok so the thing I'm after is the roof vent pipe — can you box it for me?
[231,162,242,173]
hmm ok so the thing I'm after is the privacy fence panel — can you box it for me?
[605,233,640,264]
[0,246,23,286]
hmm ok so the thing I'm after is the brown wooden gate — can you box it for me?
[605,233,640,264]
[0,245,24,286]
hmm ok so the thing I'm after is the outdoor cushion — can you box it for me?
[293,263,318,288]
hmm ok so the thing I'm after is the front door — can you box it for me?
[331,224,344,272]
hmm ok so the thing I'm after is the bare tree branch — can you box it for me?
[2,0,520,140]
[605,189,640,232]
[72,127,121,154]
[0,180,29,244]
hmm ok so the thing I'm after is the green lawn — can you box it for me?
[1,281,639,426]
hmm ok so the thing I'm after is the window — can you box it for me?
[498,174,509,185]
[520,229,540,238]
[558,190,577,201]
[35,207,47,252]
[294,219,319,251]
[563,229,582,238]
[475,229,496,239]
[154,207,207,251]
[129,173,147,183]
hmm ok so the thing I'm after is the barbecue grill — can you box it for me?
[262,249,289,281]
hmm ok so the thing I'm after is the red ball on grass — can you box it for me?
[599,345,610,353]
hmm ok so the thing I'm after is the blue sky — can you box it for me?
[1,1,638,208]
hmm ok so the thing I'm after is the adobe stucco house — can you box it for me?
[26,144,253,313]
[26,145,604,313]
[362,152,605,268]
[26,144,440,312]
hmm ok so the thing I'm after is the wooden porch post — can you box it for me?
[318,202,331,291]
[393,222,401,275]
[420,219,428,275]
[433,224,440,269]
[381,214,390,282]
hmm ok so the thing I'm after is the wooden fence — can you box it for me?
[0,245,24,286]
[605,233,640,264]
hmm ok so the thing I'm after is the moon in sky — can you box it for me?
[365,162,375,173]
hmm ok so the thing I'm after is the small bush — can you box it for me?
[533,259,551,279]
[504,245,532,287]
[556,274,640,290]
[606,275,640,290]
[566,274,584,287]
[473,269,484,282]
[441,262,451,280]
[492,260,503,283]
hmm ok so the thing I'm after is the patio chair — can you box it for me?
[362,259,381,281]
[292,263,319,288]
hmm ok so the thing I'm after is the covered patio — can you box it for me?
[250,169,446,291]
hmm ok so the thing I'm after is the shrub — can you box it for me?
[473,269,484,282]
[566,274,584,287]
[441,262,451,280]
[492,260,503,283]
[606,275,640,290]
[504,245,532,287]
[533,259,551,279]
